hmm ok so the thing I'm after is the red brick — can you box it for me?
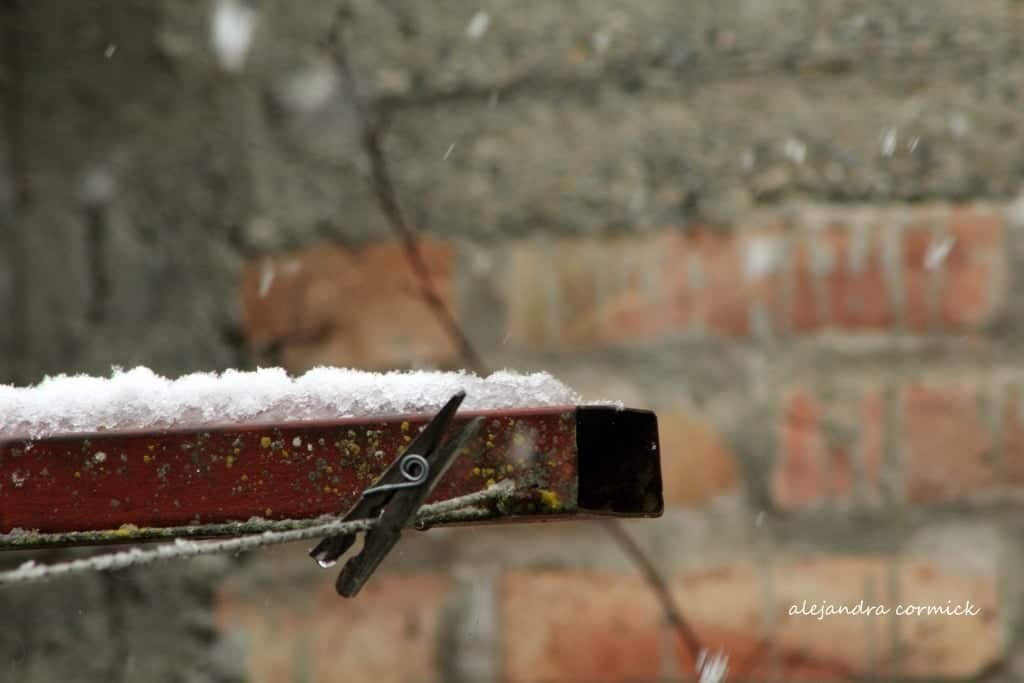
[942,206,1006,328]
[901,224,936,332]
[504,227,786,349]
[774,390,827,509]
[502,204,1004,351]
[778,380,1024,507]
[506,233,681,349]
[948,205,1005,248]
[999,384,1024,486]
[827,225,894,329]
[553,239,602,344]
[658,409,741,507]
[504,243,552,346]
[791,224,896,333]
[500,567,764,683]
[903,381,997,504]
[500,558,999,682]
[788,229,821,333]
[860,389,886,505]
[217,569,451,683]
[577,233,682,345]
[692,229,748,335]
[240,240,457,371]
[696,227,786,337]
[773,388,884,510]
[740,228,788,332]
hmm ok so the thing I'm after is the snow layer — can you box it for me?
[0,366,581,439]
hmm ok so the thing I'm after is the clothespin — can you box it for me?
[309,390,482,597]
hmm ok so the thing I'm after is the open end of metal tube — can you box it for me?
[575,407,664,517]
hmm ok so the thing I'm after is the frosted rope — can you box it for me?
[0,480,514,586]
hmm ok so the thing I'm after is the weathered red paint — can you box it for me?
[0,407,583,544]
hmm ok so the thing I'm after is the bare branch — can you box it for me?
[326,7,487,375]
[603,520,704,662]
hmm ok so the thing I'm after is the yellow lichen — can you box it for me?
[260,436,272,448]
[401,421,410,432]
[538,489,562,511]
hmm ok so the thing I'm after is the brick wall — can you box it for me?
[219,1,1024,680]
[233,200,1024,682]
[6,0,1024,681]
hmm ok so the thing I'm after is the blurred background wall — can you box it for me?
[2,0,1024,681]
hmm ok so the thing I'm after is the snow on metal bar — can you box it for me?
[0,366,585,439]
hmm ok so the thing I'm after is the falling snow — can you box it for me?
[0,366,582,439]
[78,167,117,206]
[211,0,258,72]
[740,149,755,172]
[742,236,783,281]
[257,258,276,298]
[278,64,337,114]
[924,236,955,270]
[466,11,490,40]
[697,649,730,683]
[1011,185,1024,227]
[949,112,969,138]
[782,138,806,165]
[880,128,897,157]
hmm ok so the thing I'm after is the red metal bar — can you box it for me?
[0,406,662,549]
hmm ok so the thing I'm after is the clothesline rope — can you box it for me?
[0,480,514,586]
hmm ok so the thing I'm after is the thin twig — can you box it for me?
[603,520,704,661]
[1,0,31,385]
[326,6,486,375]
[323,3,705,669]
[0,480,514,586]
